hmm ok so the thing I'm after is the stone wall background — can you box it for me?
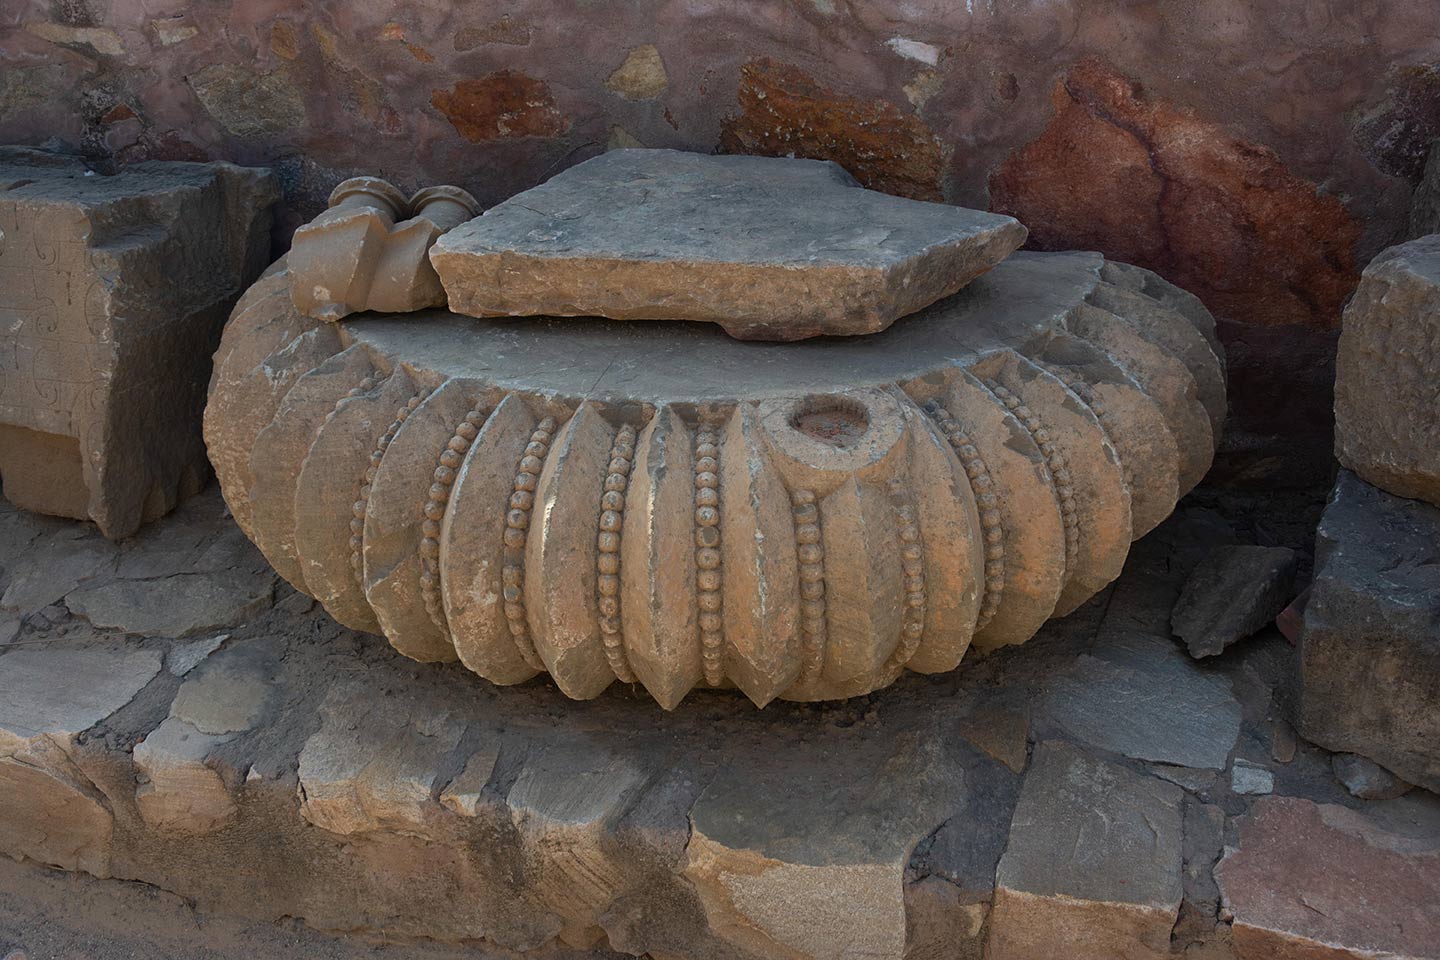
[4,0,1439,469]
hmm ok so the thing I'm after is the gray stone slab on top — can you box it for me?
[430,149,1027,341]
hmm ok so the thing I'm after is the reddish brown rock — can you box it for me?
[720,58,947,202]
[1216,797,1440,960]
[430,71,568,143]
[991,58,1362,333]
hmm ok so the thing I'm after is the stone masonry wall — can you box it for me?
[4,1,1440,464]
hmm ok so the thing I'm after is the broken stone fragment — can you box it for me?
[1334,234,1440,507]
[1331,753,1412,801]
[1171,544,1298,658]
[987,741,1184,960]
[430,149,1027,341]
[288,178,480,321]
[0,148,278,537]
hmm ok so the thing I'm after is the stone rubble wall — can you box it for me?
[5,1,1440,467]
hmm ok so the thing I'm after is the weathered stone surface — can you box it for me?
[0,148,278,538]
[1299,471,1440,792]
[1171,545,1298,658]
[66,569,274,638]
[988,741,1184,960]
[430,71,570,143]
[1409,141,1440,239]
[1216,797,1440,960]
[297,680,466,837]
[1332,753,1413,801]
[1334,234,1440,507]
[0,643,161,876]
[1042,638,1241,770]
[430,149,1026,341]
[685,729,965,960]
[211,249,1223,704]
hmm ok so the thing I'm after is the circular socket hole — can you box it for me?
[790,395,870,448]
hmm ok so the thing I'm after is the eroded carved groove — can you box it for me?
[422,405,489,635]
[693,426,724,687]
[344,378,398,586]
[983,380,1080,576]
[503,416,559,671]
[598,424,638,683]
[791,488,827,684]
[1039,362,1135,492]
[884,478,926,673]
[923,399,1005,632]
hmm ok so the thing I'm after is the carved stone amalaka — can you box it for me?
[288,178,480,322]
[207,249,1225,707]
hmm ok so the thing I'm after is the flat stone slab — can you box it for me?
[429,149,1027,341]
[1217,797,1440,960]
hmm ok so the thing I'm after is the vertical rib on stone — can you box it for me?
[439,394,542,685]
[1025,332,1180,538]
[526,401,619,700]
[1086,282,1226,445]
[718,403,802,706]
[926,369,1066,655]
[362,378,487,663]
[292,368,419,633]
[248,343,378,593]
[620,405,701,710]
[1066,302,1214,493]
[977,351,1132,618]
[891,400,985,676]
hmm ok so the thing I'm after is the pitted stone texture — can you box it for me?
[0,148,278,538]
[1334,235,1440,507]
[208,250,1225,705]
[988,741,1184,960]
[430,150,1027,341]
[0,643,162,876]
[1299,471,1440,792]
[1216,797,1440,960]
[684,729,966,960]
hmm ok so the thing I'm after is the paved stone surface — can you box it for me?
[1042,641,1241,770]
[988,740,1184,960]
[1332,753,1413,801]
[1334,234,1440,507]
[0,642,162,876]
[431,149,1026,341]
[1171,545,1298,658]
[0,148,277,538]
[1217,797,1440,960]
[1300,471,1440,792]
[684,727,966,960]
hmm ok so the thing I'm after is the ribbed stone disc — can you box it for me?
[207,251,1226,707]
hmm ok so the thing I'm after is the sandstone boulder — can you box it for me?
[0,148,278,537]
[430,149,1027,341]
[1299,471,1440,792]
[1334,235,1440,507]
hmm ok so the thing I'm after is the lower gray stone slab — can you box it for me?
[1300,471,1440,792]
[987,740,1184,960]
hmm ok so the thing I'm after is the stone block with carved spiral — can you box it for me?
[205,250,1225,707]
